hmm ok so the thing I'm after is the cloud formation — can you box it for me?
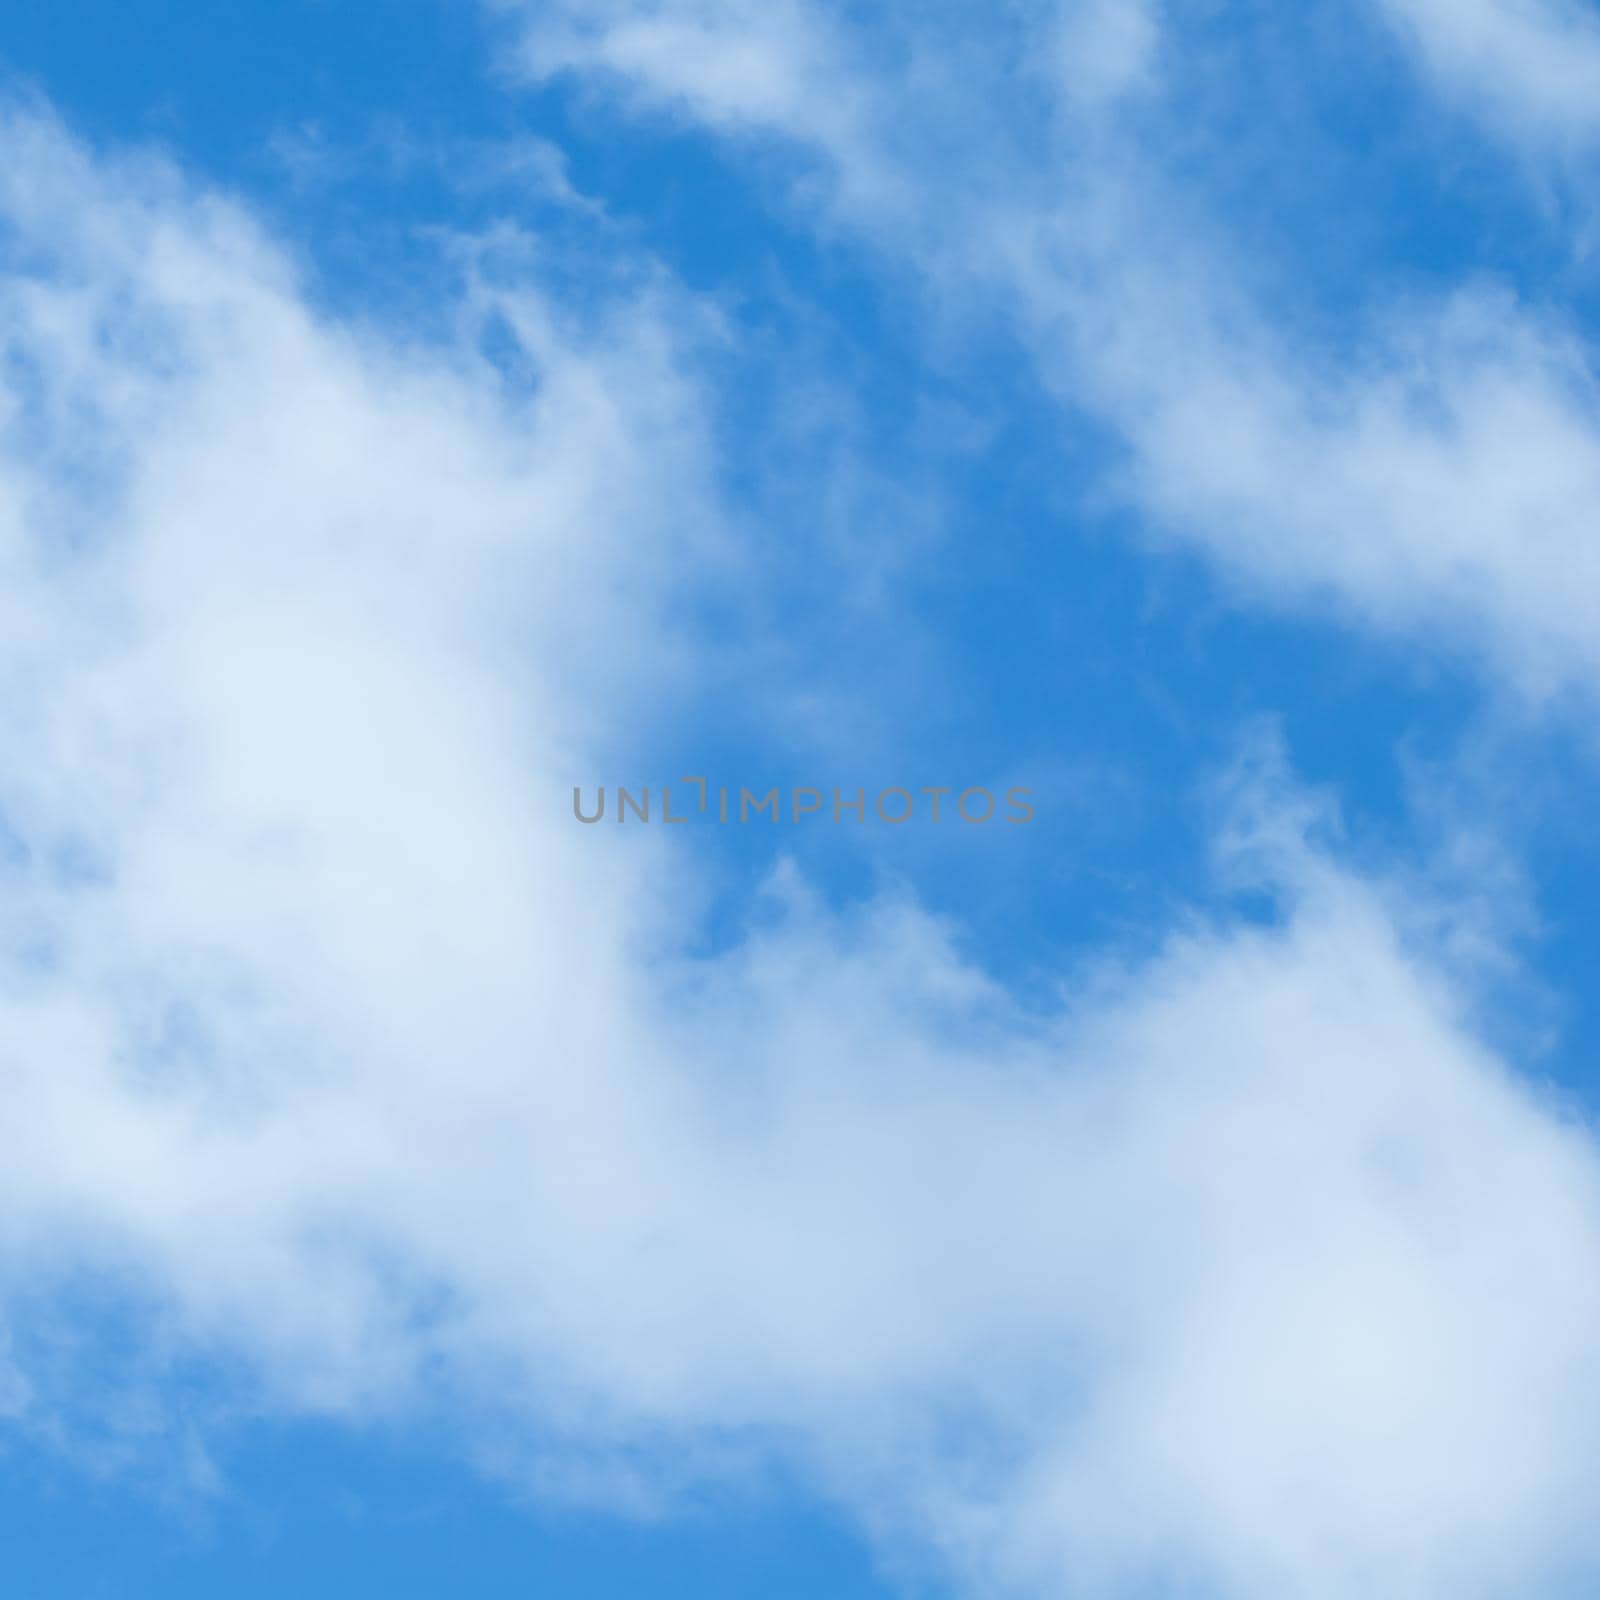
[506,0,1600,706]
[5,93,1600,1599]
[1373,0,1600,151]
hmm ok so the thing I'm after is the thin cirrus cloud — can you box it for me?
[6,84,1600,1599]
[507,0,1600,706]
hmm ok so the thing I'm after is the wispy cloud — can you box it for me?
[1373,0,1600,152]
[500,0,1600,708]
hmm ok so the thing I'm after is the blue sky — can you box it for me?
[5,2,1600,1597]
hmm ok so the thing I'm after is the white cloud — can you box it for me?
[1023,255,1600,701]
[499,0,1167,234]
[0,94,720,1407]
[6,93,1600,1599]
[499,0,1600,706]
[519,0,841,132]
[1373,0,1600,151]
[497,0,901,216]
